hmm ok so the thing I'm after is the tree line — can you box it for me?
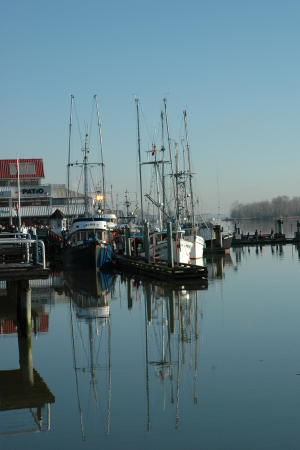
[230,196,300,219]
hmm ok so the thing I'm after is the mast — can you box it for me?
[153,143,162,231]
[111,185,113,213]
[67,95,74,227]
[164,98,176,222]
[175,141,179,222]
[181,139,188,221]
[84,126,89,218]
[17,154,21,229]
[183,110,195,231]
[161,110,166,228]
[136,98,144,222]
[95,95,105,212]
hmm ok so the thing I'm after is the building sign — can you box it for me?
[12,186,51,198]
[0,189,11,198]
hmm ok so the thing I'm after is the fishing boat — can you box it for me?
[141,228,194,264]
[135,100,204,264]
[199,226,233,251]
[174,110,204,262]
[63,217,112,269]
[63,95,112,270]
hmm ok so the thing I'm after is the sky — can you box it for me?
[1,0,300,216]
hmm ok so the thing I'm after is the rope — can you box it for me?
[73,99,83,148]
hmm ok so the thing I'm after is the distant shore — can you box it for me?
[224,217,300,221]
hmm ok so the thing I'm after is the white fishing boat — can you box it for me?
[103,212,117,230]
[175,110,204,262]
[141,228,194,264]
[63,95,112,270]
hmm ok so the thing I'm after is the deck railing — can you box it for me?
[0,235,46,268]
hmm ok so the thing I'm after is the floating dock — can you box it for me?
[232,236,298,247]
[114,256,208,288]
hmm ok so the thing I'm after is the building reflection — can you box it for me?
[0,280,55,436]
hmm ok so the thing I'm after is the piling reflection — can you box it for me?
[204,253,233,283]
[231,242,291,268]
[0,280,55,436]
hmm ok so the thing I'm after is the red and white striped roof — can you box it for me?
[0,159,44,179]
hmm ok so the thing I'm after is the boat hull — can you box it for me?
[142,238,193,264]
[205,234,233,250]
[63,241,112,270]
[185,235,204,262]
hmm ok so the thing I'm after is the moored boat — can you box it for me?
[63,217,112,270]
[63,95,112,271]
[141,229,194,264]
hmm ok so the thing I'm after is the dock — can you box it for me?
[232,235,299,247]
[114,256,208,288]
[0,234,50,280]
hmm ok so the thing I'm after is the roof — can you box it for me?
[51,186,85,199]
[50,209,66,219]
[0,159,44,179]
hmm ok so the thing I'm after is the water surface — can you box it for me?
[1,243,300,449]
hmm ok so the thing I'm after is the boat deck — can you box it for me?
[0,262,50,281]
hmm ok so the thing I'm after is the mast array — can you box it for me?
[95,95,105,212]
[183,110,195,231]
[67,95,105,220]
[136,98,144,222]
[164,98,177,221]
[67,95,74,227]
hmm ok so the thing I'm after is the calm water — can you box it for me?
[1,235,300,449]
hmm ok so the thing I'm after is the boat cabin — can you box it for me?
[68,218,107,246]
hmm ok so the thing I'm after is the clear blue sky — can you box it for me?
[1,0,300,215]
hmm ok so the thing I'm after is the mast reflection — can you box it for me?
[64,270,116,440]
[120,274,207,431]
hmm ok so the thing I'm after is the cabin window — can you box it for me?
[96,231,103,240]
[87,231,95,240]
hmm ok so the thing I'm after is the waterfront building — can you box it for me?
[0,158,85,226]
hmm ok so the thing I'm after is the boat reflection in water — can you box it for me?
[64,270,115,320]
[63,253,234,437]
[117,273,208,431]
[204,252,234,283]
[64,270,116,440]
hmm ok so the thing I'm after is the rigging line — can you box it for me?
[77,167,84,195]
[88,167,96,193]
[88,99,96,146]
[74,319,90,364]
[139,101,153,142]
[73,99,83,148]
[178,113,184,152]
[95,327,105,365]
[193,193,215,215]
